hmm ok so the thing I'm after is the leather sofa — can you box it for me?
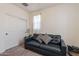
[24,34,66,56]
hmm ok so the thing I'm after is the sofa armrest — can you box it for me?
[24,36,33,42]
[24,36,34,48]
[60,39,66,55]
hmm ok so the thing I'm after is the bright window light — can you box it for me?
[33,15,41,33]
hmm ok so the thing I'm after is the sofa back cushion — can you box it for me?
[33,34,61,45]
[48,35,61,45]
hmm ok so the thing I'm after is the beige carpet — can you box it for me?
[0,44,79,56]
[0,45,42,56]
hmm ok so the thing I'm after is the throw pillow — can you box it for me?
[41,34,52,44]
[50,38,60,45]
[50,35,61,45]
[36,34,44,43]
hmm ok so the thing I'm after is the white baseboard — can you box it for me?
[0,43,19,54]
[0,49,6,53]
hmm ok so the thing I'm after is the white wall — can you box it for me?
[30,4,79,47]
[0,3,29,53]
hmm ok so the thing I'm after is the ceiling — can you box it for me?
[14,3,58,12]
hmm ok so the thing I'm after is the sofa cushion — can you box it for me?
[26,40,40,48]
[48,43,60,49]
[48,35,61,45]
[32,34,39,39]
[49,39,60,45]
[53,35,61,39]
[40,44,61,53]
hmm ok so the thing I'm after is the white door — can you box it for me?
[0,14,7,53]
[0,13,27,52]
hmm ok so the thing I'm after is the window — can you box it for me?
[33,15,41,33]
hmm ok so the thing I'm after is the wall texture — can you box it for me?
[30,4,79,47]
